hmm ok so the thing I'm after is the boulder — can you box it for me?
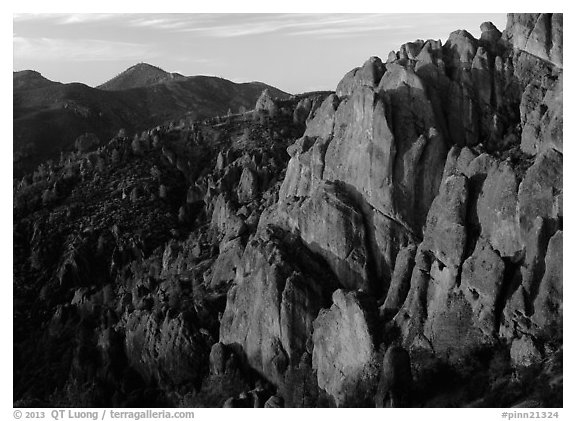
[476,161,523,259]
[209,343,227,376]
[480,21,502,46]
[510,335,542,367]
[312,289,378,406]
[237,167,259,203]
[460,239,506,336]
[255,89,278,116]
[336,56,385,98]
[421,174,468,268]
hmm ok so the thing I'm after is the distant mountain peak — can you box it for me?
[14,69,43,77]
[97,62,186,91]
[13,70,57,90]
[126,62,170,74]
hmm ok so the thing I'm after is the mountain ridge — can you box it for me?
[13,65,289,177]
[97,62,187,91]
[13,70,59,90]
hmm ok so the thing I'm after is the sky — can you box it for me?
[13,13,508,94]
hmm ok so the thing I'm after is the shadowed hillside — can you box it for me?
[13,67,288,177]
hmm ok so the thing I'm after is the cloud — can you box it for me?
[289,24,414,38]
[13,13,415,39]
[167,14,420,38]
[13,36,155,62]
[166,14,346,37]
[57,14,123,24]
[128,16,194,30]
[13,13,123,25]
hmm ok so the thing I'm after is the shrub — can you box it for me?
[75,133,100,153]
[152,135,161,149]
[111,149,120,164]
[42,188,56,206]
[131,136,143,155]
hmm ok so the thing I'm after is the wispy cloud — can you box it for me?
[174,14,399,38]
[13,13,417,39]
[14,13,124,24]
[58,14,123,24]
[173,14,388,38]
[289,24,414,38]
[13,36,155,62]
[161,14,421,39]
[128,16,194,30]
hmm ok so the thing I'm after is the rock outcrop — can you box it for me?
[505,13,563,68]
[335,56,386,98]
[279,181,371,290]
[375,345,413,407]
[219,227,336,384]
[531,230,563,334]
[380,244,416,320]
[254,89,278,116]
[124,311,209,389]
[311,289,378,406]
[258,14,562,399]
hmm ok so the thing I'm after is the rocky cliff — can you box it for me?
[13,13,562,408]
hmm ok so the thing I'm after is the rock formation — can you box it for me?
[219,227,335,384]
[311,290,378,406]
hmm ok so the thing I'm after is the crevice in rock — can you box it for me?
[495,256,522,334]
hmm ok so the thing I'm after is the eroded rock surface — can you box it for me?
[312,289,378,406]
[219,227,336,384]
